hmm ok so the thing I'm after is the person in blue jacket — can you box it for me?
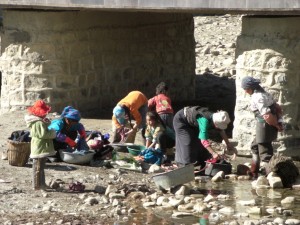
[48,106,86,155]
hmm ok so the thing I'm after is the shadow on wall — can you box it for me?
[173,73,236,138]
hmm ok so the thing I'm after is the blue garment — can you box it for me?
[241,76,261,90]
[139,148,163,165]
[61,106,81,121]
[48,118,84,142]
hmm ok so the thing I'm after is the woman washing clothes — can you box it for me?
[173,106,236,171]
[48,106,87,158]
[112,91,148,144]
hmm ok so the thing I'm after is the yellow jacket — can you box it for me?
[112,91,148,128]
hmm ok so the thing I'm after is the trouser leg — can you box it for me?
[250,142,260,178]
[39,158,46,188]
[140,127,146,145]
[32,159,41,190]
[258,142,273,162]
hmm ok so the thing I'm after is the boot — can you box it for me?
[247,160,260,179]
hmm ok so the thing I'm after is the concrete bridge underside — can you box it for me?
[1,0,300,15]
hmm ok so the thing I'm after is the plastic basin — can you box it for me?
[127,145,146,156]
[152,164,195,190]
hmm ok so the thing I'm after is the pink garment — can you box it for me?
[148,94,173,114]
[117,127,130,142]
[201,139,211,148]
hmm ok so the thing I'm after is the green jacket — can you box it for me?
[25,115,56,159]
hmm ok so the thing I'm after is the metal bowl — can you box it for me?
[59,149,95,165]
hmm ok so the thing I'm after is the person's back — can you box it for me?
[148,82,174,130]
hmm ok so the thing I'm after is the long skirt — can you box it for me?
[173,109,210,168]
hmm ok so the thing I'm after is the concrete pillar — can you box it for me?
[234,16,300,158]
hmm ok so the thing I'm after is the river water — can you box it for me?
[114,159,300,225]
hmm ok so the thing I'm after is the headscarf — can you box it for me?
[212,111,231,130]
[61,106,81,121]
[241,76,261,90]
[113,105,126,125]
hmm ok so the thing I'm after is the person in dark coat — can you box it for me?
[241,76,283,178]
[173,106,234,169]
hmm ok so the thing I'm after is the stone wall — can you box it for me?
[234,16,300,157]
[0,10,195,115]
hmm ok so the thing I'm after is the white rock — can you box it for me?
[219,206,234,214]
[204,194,214,202]
[285,219,300,225]
[267,173,283,188]
[247,206,261,215]
[171,211,193,218]
[143,202,156,207]
[174,185,190,196]
[238,199,256,206]
[148,164,164,173]
[281,196,295,205]
[274,217,285,224]
[156,196,168,206]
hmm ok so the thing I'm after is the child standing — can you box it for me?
[25,100,56,190]
[148,82,174,130]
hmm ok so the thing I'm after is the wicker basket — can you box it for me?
[7,140,31,167]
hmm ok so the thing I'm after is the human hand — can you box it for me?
[211,152,220,159]
[225,145,237,160]
[124,128,136,136]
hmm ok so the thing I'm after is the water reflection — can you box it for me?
[119,177,300,225]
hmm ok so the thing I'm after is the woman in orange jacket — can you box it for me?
[112,91,148,143]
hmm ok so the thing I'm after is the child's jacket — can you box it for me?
[25,114,56,158]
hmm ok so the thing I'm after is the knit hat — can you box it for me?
[241,76,261,89]
[212,111,231,130]
[61,106,81,121]
[113,105,126,125]
[27,100,51,118]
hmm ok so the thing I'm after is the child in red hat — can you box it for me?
[25,100,56,190]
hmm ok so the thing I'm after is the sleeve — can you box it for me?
[112,115,122,129]
[251,92,272,116]
[152,126,164,143]
[148,97,156,111]
[33,122,56,140]
[131,107,142,126]
[145,126,152,141]
[77,123,86,138]
[197,117,210,140]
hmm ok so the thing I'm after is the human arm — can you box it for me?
[148,97,156,111]
[77,123,86,139]
[145,126,155,148]
[48,119,76,147]
[197,117,219,159]
[220,130,237,160]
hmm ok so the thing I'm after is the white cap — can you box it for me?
[212,111,231,130]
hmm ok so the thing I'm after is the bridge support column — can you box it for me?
[234,16,300,158]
